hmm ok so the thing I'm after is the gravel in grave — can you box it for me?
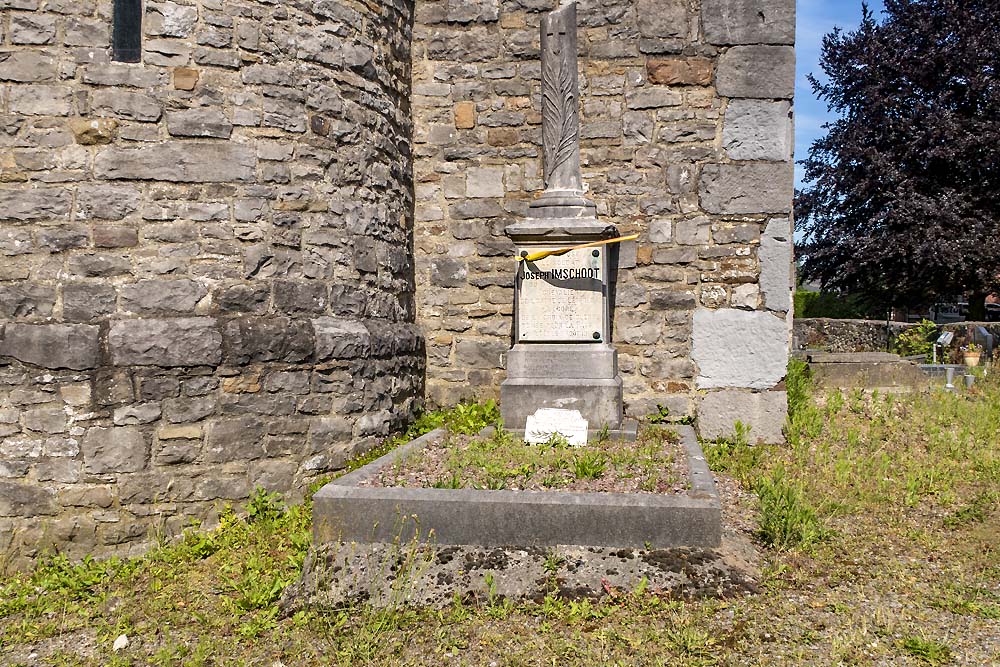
[360,427,690,495]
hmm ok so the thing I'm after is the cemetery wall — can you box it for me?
[411,0,796,438]
[795,318,1000,355]
[0,0,423,565]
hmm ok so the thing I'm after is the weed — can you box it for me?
[894,319,938,358]
[943,491,997,528]
[431,473,463,489]
[648,405,672,424]
[755,466,827,550]
[543,550,565,575]
[445,399,501,435]
[596,423,611,443]
[572,451,606,479]
[786,357,811,420]
[704,422,760,486]
[246,487,286,523]
[899,635,953,665]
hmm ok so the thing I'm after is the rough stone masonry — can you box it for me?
[412,0,795,442]
[0,0,795,564]
[0,0,424,566]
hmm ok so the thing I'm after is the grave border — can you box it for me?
[312,425,721,549]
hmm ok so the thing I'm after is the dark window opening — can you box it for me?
[112,0,143,63]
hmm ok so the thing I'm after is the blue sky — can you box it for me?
[796,0,885,188]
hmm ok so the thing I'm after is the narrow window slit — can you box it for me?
[112,0,143,63]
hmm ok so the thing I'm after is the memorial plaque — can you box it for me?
[517,247,604,342]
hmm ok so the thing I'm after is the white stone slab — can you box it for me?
[692,308,789,390]
[517,247,604,342]
[524,408,589,446]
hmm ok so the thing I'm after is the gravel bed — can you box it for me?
[362,428,690,495]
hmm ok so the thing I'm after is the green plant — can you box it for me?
[786,357,811,420]
[704,421,761,486]
[432,473,464,489]
[647,405,671,424]
[899,635,953,665]
[894,319,937,358]
[572,451,606,480]
[445,399,501,435]
[542,551,565,575]
[755,465,827,550]
[246,487,286,523]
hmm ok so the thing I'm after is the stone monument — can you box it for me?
[500,2,628,435]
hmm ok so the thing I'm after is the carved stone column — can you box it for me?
[500,2,627,435]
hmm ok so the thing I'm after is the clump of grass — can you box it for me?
[899,634,953,665]
[943,491,997,529]
[786,356,811,420]
[572,451,606,480]
[755,465,827,550]
[703,421,761,486]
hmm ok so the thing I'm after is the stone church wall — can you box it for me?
[0,0,423,565]
[411,0,795,440]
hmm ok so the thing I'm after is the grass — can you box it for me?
[384,425,683,492]
[2,380,999,665]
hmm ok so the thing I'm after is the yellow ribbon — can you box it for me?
[517,233,640,263]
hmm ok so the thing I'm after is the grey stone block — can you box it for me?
[204,416,266,463]
[501,376,623,431]
[91,90,163,122]
[698,390,787,444]
[455,338,506,369]
[0,187,72,221]
[699,163,793,214]
[314,425,720,549]
[63,284,117,322]
[759,217,793,312]
[76,185,141,220]
[625,88,682,110]
[109,318,222,367]
[121,279,208,315]
[506,344,617,380]
[313,317,371,360]
[94,143,256,183]
[723,100,792,161]
[692,308,788,390]
[716,46,795,99]
[82,427,148,474]
[8,84,73,115]
[166,108,234,138]
[465,166,504,198]
[222,316,315,364]
[675,216,711,245]
[703,0,796,45]
[1,323,100,370]
[636,0,688,39]
[0,50,57,82]
[0,480,57,517]
[10,13,56,44]
[0,284,56,318]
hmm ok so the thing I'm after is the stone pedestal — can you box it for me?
[501,216,624,431]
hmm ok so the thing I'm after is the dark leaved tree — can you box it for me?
[796,0,1000,320]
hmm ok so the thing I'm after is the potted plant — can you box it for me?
[961,342,983,367]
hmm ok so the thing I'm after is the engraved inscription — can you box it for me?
[517,247,604,342]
